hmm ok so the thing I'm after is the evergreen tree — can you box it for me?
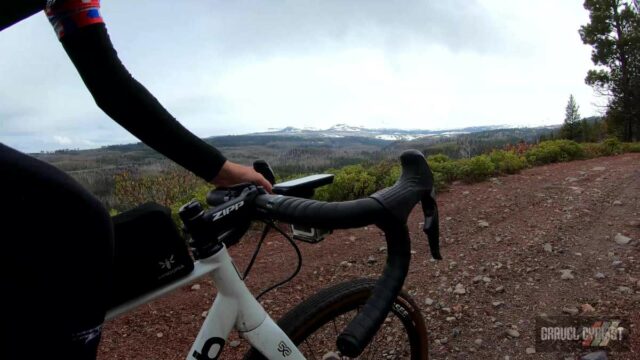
[561,95,582,140]
[580,0,640,141]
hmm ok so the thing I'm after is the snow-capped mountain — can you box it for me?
[254,124,513,141]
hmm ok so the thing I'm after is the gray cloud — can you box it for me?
[197,0,507,56]
[1,0,597,152]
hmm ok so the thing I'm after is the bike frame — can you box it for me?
[106,245,305,360]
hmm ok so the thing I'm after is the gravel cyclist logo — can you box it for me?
[277,341,292,357]
[536,316,630,353]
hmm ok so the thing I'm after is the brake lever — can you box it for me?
[421,188,442,260]
[253,160,276,185]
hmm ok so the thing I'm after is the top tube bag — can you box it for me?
[109,202,194,308]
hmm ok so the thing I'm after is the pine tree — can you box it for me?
[561,95,582,140]
[580,0,640,141]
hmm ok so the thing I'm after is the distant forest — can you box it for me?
[33,126,557,210]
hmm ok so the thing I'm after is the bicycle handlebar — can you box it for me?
[253,149,440,357]
[180,149,441,357]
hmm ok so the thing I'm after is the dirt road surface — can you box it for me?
[99,153,640,359]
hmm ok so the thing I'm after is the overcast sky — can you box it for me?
[1,0,602,152]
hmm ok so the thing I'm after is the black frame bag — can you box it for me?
[110,202,194,308]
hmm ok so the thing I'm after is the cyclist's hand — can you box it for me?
[211,161,273,193]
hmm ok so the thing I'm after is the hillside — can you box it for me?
[34,124,557,174]
[98,153,640,360]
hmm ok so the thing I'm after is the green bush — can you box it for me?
[580,143,603,158]
[427,154,459,182]
[623,142,640,153]
[456,155,496,183]
[432,171,449,191]
[601,137,623,155]
[525,140,584,165]
[314,164,377,201]
[367,161,401,189]
[427,154,451,164]
[488,150,528,174]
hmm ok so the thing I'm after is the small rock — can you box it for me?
[562,307,579,315]
[348,236,357,241]
[612,260,624,267]
[191,284,201,291]
[474,338,483,346]
[201,311,208,318]
[425,298,434,306]
[618,286,633,294]
[560,269,574,280]
[505,329,520,338]
[453,283,466,295]
[441,307,452,313]
[495,286,505,293]
[581,304,595,313]
[367,256,376,264]
[543,243,553,253]
[478,220,490,228]
[229,340,241,347]
[452,328,462,337]
[591,166,606,171]
[614,233,632,245]
[525,347,536,354]
[156,332,163,338]
[594,272,606,279]
[492,301,505,308]
[613,200,622,206]
[472,275,483,284]
[378,246,387,253]
[581,351,608,360]
[482,276,491,283]
[439,337,449,344]
[340,261,350,267]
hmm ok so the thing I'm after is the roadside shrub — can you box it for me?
[623,142,640,153]
[525,140,584,165]
[427,154,459,182]
[488,150,528,174]
[314,164,377,201]
[368,161,401,189]
[580,143,603,158]
[555,139,585,160]
[600,137,623,155]
[456,155,495,183]
[427,154,451,164]
[432,171,449,191]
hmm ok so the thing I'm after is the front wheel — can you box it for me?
[245,278,429,359]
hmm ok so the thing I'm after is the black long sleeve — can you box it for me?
[60,23,226,181]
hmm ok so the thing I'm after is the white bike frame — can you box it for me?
[106,245,305,360]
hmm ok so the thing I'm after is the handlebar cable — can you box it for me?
[242,223,271,280]
[255,220,303,301]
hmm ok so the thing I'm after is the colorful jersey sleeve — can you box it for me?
[46,0,103,39]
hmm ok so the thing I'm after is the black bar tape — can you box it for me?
[255,195,384,228]
[255,194,412,357]
[336,222,411,357]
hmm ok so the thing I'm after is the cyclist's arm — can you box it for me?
[48,0,227,182]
